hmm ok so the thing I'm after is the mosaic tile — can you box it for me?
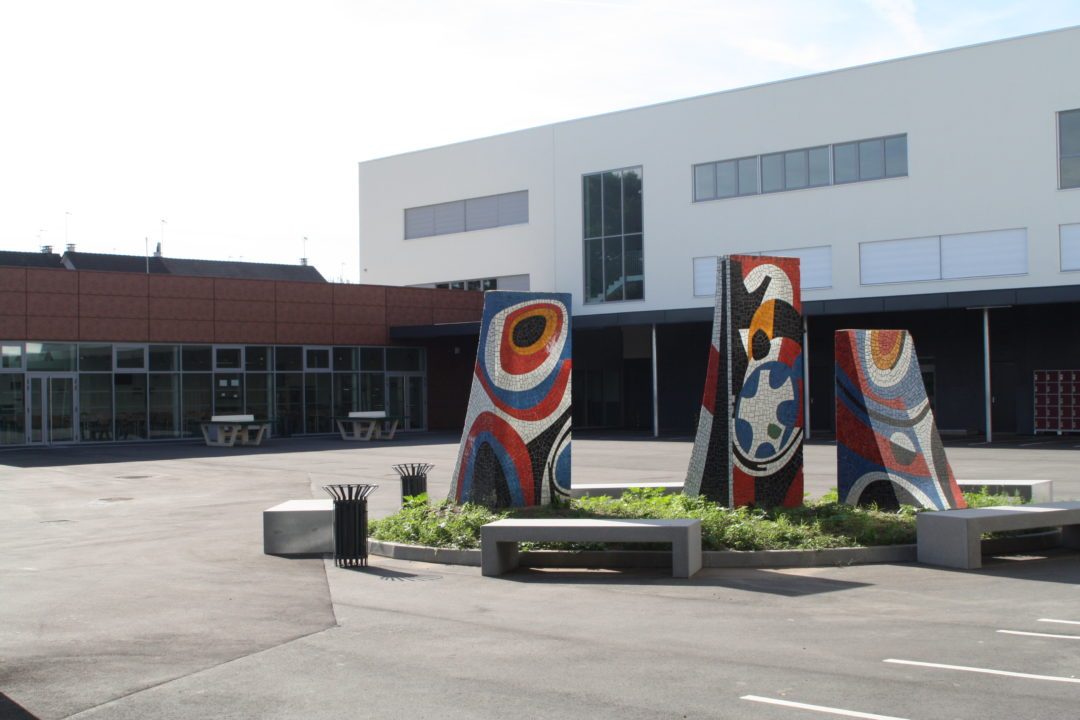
[448,291,572,508]
[685,255,804,508]
[835,329,966,510]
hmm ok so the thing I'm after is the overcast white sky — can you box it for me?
[2,1,1078,282]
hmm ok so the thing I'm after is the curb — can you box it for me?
[367,539,919,569]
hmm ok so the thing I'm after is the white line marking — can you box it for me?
[1020,441,1052,447]
[740,696,909,720]
[884,659,1080,684]
[998,629,1080,640]
[1039,618,1080,626]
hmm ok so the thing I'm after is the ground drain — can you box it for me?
[97,497,133,503]
[117,475,151,479]
[40,519,72,524]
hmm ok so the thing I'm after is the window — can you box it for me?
[1,344,22,370]
[115,346,146,371]
[405,190,528,239]
[860,229,1028,285]
[1062,223,1080,271]
[1061,109,1080,189]
[584,166,644,303]
[695,135,906,201]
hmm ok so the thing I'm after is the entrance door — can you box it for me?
[26,374,79,444]
[387,374,425,431]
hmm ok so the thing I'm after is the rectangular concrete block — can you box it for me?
[569,482,683,499]
[480,518,702,578]
[957,479,1053,503]
[263,499,333,556]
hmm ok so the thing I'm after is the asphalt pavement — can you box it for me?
[1,433,1078,719]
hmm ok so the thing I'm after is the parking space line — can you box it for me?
[884,659,1080,684]
[740,695,909,719]
[998,629,1080,640]
[1039,618,1080,626]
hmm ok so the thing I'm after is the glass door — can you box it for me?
[26,374,79,444]
[386,374,425,431]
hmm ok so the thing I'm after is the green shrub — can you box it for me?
[368,486,1027,552]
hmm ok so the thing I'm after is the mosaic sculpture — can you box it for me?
[449,291,572,508]
[835,329,966,510]
[685,255,804,508]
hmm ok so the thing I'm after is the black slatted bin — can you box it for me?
[323,484,378,568]
[393,463,433,502]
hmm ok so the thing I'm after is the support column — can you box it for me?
[651,323,659,438]
[983,308,992,443]
[802,315,811,439]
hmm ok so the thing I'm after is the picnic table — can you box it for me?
[201,415,272,447]
[335,411,404,441]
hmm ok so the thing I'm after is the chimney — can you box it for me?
[154,242,162,257]
[40,245,52,254]
[300,257,308,266]
[66,243,76,253]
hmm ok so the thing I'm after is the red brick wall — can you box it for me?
[0,269,482,346]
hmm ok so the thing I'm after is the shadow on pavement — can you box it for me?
[931,549,1080,584]
[501,567,871,596]
[0,432,460,469]
[0,693,41,720]
[345,565,444,582]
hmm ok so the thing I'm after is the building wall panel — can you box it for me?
[148,319,215,343]
[0,267,27,292]
[276,322,332,344]
[149,275,215,299]
[27,293,78,317]
[80,317,148,342]
[333,284,385,306]
[332,324,388,345]
[149,297,215,321]
[333,304,387,325]
[275,281,332,304]
[26,269,76,294]
[213,300,275,323]
[0,291,27,315]
[214,321,276,344]
[26,316,78,340]
[80,294,149,320]
[275,302,333,324]
[78,272,148,297]
[214,278,275,302]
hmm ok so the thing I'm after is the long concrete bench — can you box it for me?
[569,482,683,499]
[263,499,333,555]
[480,518,702,578]
[917,501,1080,569]
[956,479,1053,503]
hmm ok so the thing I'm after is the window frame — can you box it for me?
[1059,108,1080,190]
[582,165,645,305]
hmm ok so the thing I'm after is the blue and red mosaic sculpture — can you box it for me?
[685,255,804,508]
[835,329,966,510]
[449,291,572,507]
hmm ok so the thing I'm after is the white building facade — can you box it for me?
[359,27,1080,438]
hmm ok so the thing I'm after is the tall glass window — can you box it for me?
[583,166,644,303]
[181,373,212,436]
[1061,108,1080,189]
[115,374,147,440]
[79,373,113,441]
[0,374,25,444]
[149,373,180,439]
[275,373,303,435]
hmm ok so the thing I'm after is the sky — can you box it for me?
[2,0,1079,283]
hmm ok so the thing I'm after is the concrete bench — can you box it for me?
[202,415,271,447]
[917,501,1080,569]
[336,411,402,441]
[569,482,683,499]
[263,499,333,555]
[480,518,702,578]
[956,479,1053,503]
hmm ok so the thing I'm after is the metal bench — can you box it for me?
[480,518,702,578]
[917,501,1080,569]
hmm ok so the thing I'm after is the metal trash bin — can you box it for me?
[392,463,433,502]
[323,484,378,568]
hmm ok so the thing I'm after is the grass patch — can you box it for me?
[369,488,1025,552]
